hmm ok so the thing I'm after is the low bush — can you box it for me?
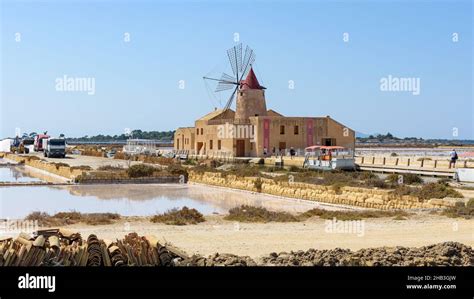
[166,164,188,179]
[356,171,377,181]
[224,205,299,223]
[25,211,120,226]
[150,207,205,225]
[387,173,423,185]
[288,166,300,172]
[391,185,415,197]
[254,178,263,192]
[416,182,463,200]
[391,182,463,200]
[299,208,410,221]
[97,165,124,171]
[442,200,474,219]
[183,159,197,166]
[331,182,345,194]
[126,164,157,178]
[365,177,388,188]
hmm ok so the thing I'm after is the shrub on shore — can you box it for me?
[387,173,423,185]
[167,164,188,176]
[126,164,157,178]
[25,211,120,226]
[150,207,205,225]
[97,165,124,171]
[391,182,463,200]
[224,205,299,223]
[298,208,410,221]
[254,178,263,192]
[442,199,474,219]
[416,182,463,200]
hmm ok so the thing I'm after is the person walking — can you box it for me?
[290,147,295,159]
[449,149,458,169]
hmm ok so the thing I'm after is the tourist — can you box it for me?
[449,149,458,169]
[290,147,295,159]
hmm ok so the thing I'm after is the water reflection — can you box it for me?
[0,183,331,219]
[0,166,43,183]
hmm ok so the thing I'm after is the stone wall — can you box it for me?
[188,171,458,210]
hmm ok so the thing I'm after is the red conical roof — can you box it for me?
[240,67,263,90]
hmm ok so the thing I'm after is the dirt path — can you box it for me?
[56,214,473,259]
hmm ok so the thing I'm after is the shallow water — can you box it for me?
[0,166,43,183]
[0,183,338,219]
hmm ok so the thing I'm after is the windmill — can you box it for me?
[203,43,261,111]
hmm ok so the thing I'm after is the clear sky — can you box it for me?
[1,0,472,139]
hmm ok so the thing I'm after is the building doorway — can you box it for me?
[197,142,204,154]
[278,142,286,153]
[322,138,335,146]
[236,140,245,157]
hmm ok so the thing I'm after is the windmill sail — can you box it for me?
[203,43,257,111]
[240,46,255,81]
[227,43,242,77]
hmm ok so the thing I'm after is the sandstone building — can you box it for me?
[174,68,355,157]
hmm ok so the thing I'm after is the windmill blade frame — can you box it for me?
[226,43,242,77]
[240,46,256,81]
[203,43,257,110]
[224,85,239,111]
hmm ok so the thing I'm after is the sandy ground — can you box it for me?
[55,213,473,260]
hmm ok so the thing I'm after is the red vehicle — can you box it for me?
[34,134,50,151]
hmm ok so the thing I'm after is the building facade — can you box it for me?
[174,68,355,157]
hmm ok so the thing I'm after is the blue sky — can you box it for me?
[1,0,472,139]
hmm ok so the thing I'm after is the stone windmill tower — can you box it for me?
[235,67,267,120]
[204,43,267,121]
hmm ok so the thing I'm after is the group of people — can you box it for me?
[263,147,297,159]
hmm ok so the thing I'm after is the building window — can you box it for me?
[294,125,299,135]
[218,140,221,150]
[196,128,199,135]
[209,140,213,150]
[200,128,203,135]
[280,125,285,135]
